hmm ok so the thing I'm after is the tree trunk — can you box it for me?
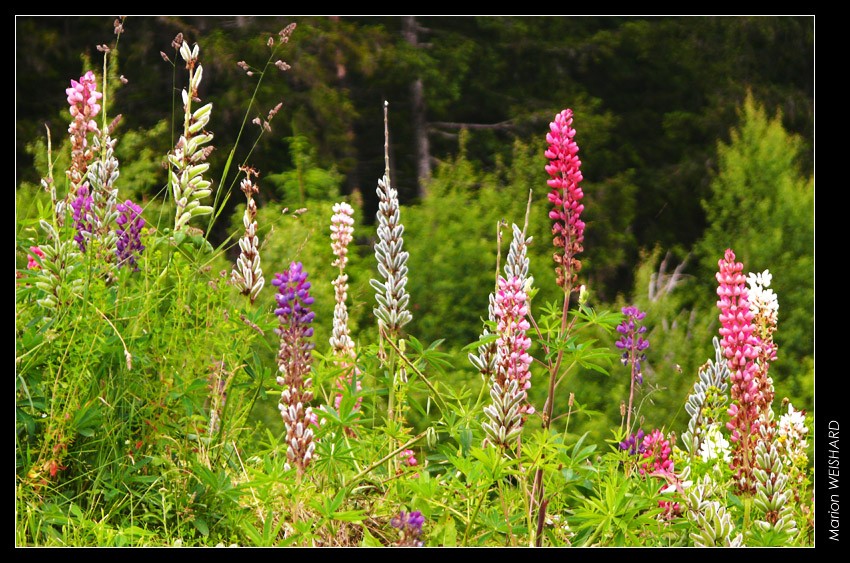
[402,16,431,198]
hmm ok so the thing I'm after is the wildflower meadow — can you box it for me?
[15,18,816,547]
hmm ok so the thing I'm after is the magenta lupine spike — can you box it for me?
[65,71,102,198]
[115,200,145,270]
[329,202,362,414]
[638,429,674,477]
[716,248,762,492]
[273,262,317,475]
[70,184,95,251]
[545,109,585,291]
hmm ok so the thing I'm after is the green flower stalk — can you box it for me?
[681,337,730,459]
[752,412,797,537]
[31,221,85,314]
[685,474,744,547]
[168,39,215,232]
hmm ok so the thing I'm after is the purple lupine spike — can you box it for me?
[617,305,650,433]
[391,510,425,547]
[115,200,145,270]
[70,184,95,251]
[273,262,317,475]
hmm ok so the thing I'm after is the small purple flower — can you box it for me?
[70,184,94,251]
[615,306,649,384]
[619,429,646,456]
[115,200,145,270]
[390,510,425,547]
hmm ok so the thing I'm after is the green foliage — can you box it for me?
[698,94,814,409]
[15,21,813,548]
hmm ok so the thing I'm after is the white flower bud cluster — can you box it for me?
[370,175,412,334]
[169,41,214,232]
[231,173,264,304]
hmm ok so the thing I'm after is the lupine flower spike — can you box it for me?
[231,167,264,303]
[115,201,145,271]
[329,202,361,412]
[716,249,762,493]
[746,270,778,414]
[546,109,585,292]
[616,305,649,432]
[482,224,534,448]
[391,510,425,547]
[168,40,214,232]
[680,337,730,459]
[63,71,102,216]
[371,102,412,336]
[273,262,317,476]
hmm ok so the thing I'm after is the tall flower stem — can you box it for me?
[530,109,585,546]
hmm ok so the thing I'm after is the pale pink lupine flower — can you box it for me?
[65,71,103,196]
[329,202,362,415]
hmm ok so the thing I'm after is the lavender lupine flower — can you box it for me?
[231,168,264,303]
[70,185,95,251]
[115,201,145,270]
[390,510,425,547]
[616,306,649,432]
[619,429,647,456]
[546,109,585,291]
[329,202,361,412]
[273,262,317,475]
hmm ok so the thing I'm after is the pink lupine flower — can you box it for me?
[27,246,45,270]
[65,71,102,196]
[716,249,762,492]
[494,276,534,398]
[638,429,674,477]
[399,449,418,467]
[545,109,585,291]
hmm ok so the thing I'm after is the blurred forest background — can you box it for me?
[15,15,814,444]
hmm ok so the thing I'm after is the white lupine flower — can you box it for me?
[699,424,732,463]
[746,269,779,320]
